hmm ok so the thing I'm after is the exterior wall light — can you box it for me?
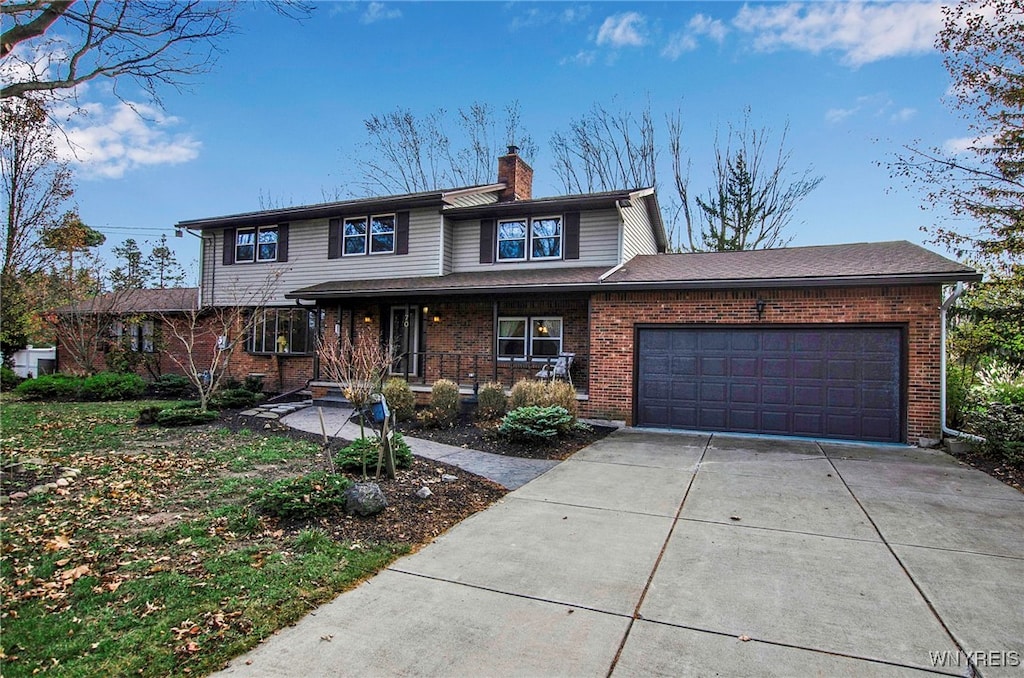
[363,315,372,324]
[756,299,767,320]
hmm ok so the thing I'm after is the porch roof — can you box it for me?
[286,241,979,301]
[286,267,610,299]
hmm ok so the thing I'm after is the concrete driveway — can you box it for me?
[217,430,1024,678]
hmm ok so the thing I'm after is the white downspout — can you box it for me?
[940,282,985,442]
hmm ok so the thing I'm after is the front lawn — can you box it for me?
[0,399,502,676]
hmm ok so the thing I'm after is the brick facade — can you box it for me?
[583,285,943,441]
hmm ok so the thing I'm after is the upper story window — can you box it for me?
[497,216,561,262]
[343,214,396,256]
[236,226,278,263]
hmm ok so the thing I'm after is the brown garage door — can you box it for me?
[636,327,903,443]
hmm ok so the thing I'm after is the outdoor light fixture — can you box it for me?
[432,315,441,323]
[363,315,372,324]
[756,299,767,320]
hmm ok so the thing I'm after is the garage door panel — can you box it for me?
[637,327,902,443]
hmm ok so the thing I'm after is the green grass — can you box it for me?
[0,399,409,677]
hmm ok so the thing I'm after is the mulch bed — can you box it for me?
[948,448,1024,494]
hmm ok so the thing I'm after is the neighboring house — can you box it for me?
[177,148,979,443]
[54,287,200,378]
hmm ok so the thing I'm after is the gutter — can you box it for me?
[940,282,985,443]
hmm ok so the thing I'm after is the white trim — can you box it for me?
[529,215,563,261]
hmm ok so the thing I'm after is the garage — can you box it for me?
[636,326,903,443]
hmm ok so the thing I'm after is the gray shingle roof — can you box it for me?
[55,288,199,315]
[286,241,978,300]
[602,241,979,286]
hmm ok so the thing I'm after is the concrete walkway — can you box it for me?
[216,429,1024,678]
[278,405,559,490]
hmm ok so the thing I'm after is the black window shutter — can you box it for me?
[564,212,580,260]
[277,223,289,262]
[479,218,495,264]
[328,218,341,259]
[395,211,410,255]
[223,228,235,265]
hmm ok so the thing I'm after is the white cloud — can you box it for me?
[733,2,943,66]
[825,107,857,123]
[596,12,648,48]
[361,1,402,24]
[560,50,597,67]
[662,13,729,60]
[891,107,917,123]
[944,133,995,155]
[56,102,201,179]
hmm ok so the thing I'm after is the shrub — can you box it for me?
[0,365,24,391]
[137,405,163,425]
[335,433,413,473]
[382,377,416,421]
[253,471,352,519]
[243,374,265,393]
[156,407,218,427]
[476,382,507,420]
[498,405,574,443]
[209,388,263,410]
[420,379,459,428]
[14,373,81,401]
[147,374,194,399]
[969,403,1024,467]
[508,379,578,420]
[80,372,146,401]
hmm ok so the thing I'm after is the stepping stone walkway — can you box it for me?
[239,400,313,420]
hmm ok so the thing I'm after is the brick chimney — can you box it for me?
[497,145,533,201]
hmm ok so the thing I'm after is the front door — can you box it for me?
[390,305,420,376]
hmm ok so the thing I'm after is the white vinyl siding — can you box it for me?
[450,208,620,273]
[621,199,659,261]
[205,207,441,306]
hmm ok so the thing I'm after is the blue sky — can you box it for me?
[51,1,968,281]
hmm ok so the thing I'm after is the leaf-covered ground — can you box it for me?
[0,400,506,677]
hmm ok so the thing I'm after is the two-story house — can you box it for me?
[178,148,979,444]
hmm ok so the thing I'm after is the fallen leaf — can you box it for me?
[61,565,91,581]
[739,635,751,642]
[45,536,72,551]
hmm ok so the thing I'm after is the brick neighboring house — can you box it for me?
[54,287,200,377]
[174,148,979,444]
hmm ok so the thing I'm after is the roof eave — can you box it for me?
[285,282,600,300]
[442,192,633,219]
[177,193,450,230]
[600,271,984,290]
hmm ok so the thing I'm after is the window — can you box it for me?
[497,216,561,262]
[531,217,562,259]
[248,309,317,354]
[497,220,527,261]
[497,316,563,360]
[110,320,156,353]
[370,214,396,254]
[497,317,527,359]
[343,214,395,256]
[344,217,367,256]
[236,226,278,263]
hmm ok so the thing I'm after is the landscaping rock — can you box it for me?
[918,437,941,449]
[946,438,976,455]
[56,478,70,487]
[441,474,458,483]
[415,486,433,499]
[10,492,27,500]
[344,482,387,516]
[28,485,47,495]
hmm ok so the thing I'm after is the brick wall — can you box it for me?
[584,285,944,441]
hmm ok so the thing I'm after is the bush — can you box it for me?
[253,471,352,519]
[80,372,146,401]
[137,405,163,425]
[969,403,1024,467]
[335,433,413,473]
[508,379,578,420]
[14,373,81,401]
[498,405,574,443]
[420,379,459,428]
[156,407,218,427]
[476,382,507,421]
[147,374,194,399]
[209,388,263,410]
[382,377,416,421]
[1,365,24,391]
[243,374,265,393]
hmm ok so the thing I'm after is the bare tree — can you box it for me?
[684,112,823,251]
[158,272,282,412]
[2,1,311,104]
[316,326,397,478]
[351,101,537,195]
[551,100,658,194]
